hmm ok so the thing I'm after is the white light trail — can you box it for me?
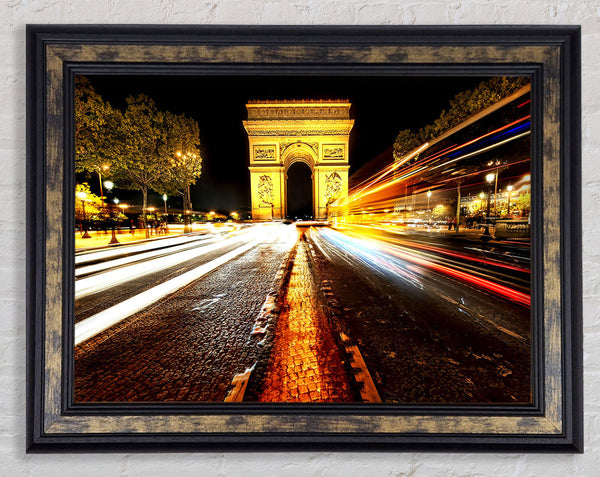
[429,131,531,172]
[75,234,208,265]
[74,240,258,345]
[75,233,253,299]
[75,235,222,277]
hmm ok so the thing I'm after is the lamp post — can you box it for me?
[481,173,496,240]
[103,181,119,244]
[485,173,495,217]
[98,164,109,215]
[108,197,120,244]
[76,191,92,239]
[426,190,432,224]
[162,194,168,215]
[507,185,513,217]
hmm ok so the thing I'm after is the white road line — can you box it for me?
[74,240,257,346]
[75,235,249,299]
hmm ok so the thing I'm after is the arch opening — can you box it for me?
[286,162,313,220]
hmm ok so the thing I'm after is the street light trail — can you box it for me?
[315,227,530,308]
[76,234,228,277]
[347,224,530,274]
[75,239,258,345]
[76,230,254,299]
[75,233,210,265]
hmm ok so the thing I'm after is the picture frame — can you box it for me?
[26,25,582,452]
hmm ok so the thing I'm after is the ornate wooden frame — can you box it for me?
[26,25,582,452]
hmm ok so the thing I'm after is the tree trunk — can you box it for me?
[183,185,191,233]
[142,186,150,238]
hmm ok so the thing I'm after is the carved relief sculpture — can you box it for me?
[325,172,343,205]
[258,175,274,207]
[254,146,275,160]
[323,145,344,159]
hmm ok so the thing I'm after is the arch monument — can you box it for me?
[243,100,354,221]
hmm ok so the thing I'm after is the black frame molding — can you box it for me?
[26,25,582,452]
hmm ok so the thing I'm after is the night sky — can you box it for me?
[84,74,488,214]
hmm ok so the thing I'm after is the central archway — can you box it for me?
[286,161,313,220]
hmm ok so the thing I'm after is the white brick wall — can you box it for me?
[1,1,597,475]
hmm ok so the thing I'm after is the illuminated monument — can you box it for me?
[243,100,354,221]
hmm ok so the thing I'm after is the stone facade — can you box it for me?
[244,100,353,220]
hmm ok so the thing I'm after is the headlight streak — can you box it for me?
[74,224,296,345]
[317,227,530,308]
[76,234,228,277]
[351,224,529,274]
[75,225,282,299]
[428,130,531,172]
[75,234,210,265]
[338,115,532,220]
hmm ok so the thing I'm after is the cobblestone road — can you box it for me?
[258,235,353,403]
[74,227,295,402]
[308,227,531,404]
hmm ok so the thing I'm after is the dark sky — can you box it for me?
[85,74,488,213]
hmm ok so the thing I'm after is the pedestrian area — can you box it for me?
[258,239,353,402]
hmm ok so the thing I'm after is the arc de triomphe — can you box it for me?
[243,100,354,221]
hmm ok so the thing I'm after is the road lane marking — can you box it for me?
[74,240,257,345]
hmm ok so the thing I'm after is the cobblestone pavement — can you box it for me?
[308,227,531,404]
[74,226,295,402]
[258,235,353,403]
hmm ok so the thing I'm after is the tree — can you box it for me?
[74,76,118,174]
[75,79,203,237]
[105,94,172,236]
[393,77,530,160]
[517,192,531,217]
[75,183,103,234]
[154,112,202,232]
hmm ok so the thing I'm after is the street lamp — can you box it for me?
[108,197,120,244]
[162,194,168,214]
[426,190,432,210]
[507,185,513,217]
[481,173,496,241]
[76,190,92,239]
[485,173,495,218]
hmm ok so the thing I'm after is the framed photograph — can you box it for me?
[27,25,582,452]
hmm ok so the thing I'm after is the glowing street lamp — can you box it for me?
[426,190,432,211]
[507,185,514,217]
[162,194,168,214]
[481,173,496,241]
[108,197,120,244]
[485,173,495,218]
[97,164,109,213]
[76,190,91,239]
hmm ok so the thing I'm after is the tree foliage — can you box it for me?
[517,192,531,215]
[393,77,530,159]
[75,182,103,221]
[154,112,203,214]
[74,76,119,174]
[74,77,203,226]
